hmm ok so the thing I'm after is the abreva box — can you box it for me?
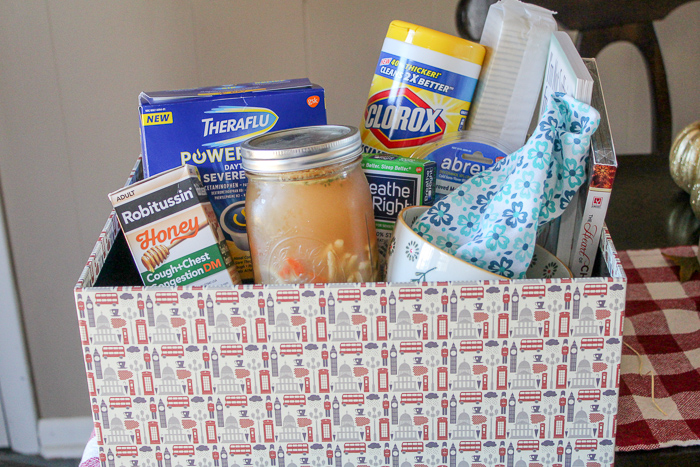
[109,165,241,287]
[361,153,436,259]
[139,79,327,281]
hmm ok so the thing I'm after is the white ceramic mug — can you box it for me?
[386,206,505,282]
[385,206,571,282]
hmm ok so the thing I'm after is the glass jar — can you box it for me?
[241,125,379,284]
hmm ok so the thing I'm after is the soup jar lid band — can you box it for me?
[241,125,362,174]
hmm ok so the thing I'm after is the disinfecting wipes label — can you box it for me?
[361,39,482,158]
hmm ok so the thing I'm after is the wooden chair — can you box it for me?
[456,0,692,156]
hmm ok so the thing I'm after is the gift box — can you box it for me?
[74,153,626,466]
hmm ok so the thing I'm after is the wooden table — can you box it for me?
[605,154,700,466]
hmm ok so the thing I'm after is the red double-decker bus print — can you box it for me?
[401,393,423,404]
[220,344,244,357]
[460,286,484,300]
[577,389,601,402]
[229,444,252,455]
[102,346,125,358]
[343,442,366,454]
[287,443,309,455]
[339,342,363,355]
[276,290,300,303]
[215,291,239,304]
[460,340,483,352]
[401,441,424,453]
[518,391,541,402]
[459,392,483,403]
[283,395,306,406]
[459,440,481,452]
[115,446,138,457]
[155,291,178,304]
[225,395,248,407]
[161,345,185,357]
[522,285,546,298]
[400,341,423,354]
[167,396,189,408]
[399,288,422,301]
[520,339,544,351]
[280,343,304,356]
[287,443,309,454]
[575,439,598,451]
[584,283,608,297]
[95,292,119,306]
[342,394,364,405]
[517,440,540,451]
[172,445,195,456]
[338,289,361,302]
[580,337,605,350]
[109,397,132,409]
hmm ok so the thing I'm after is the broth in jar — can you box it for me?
[241,125,379,284]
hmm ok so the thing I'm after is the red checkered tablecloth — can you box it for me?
[616,245,700,451]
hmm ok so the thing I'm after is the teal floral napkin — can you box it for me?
[411,93,600,279]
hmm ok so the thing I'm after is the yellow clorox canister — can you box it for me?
[361,20,486,157]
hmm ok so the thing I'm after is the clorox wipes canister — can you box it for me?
[361,20,486,157]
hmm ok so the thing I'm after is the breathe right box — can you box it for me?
[361,153,436,260]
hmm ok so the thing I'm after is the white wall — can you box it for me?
[0,0,697,431]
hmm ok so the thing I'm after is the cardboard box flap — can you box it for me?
[139,78,315,105]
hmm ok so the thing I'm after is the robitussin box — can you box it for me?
[108,164,240,287]
[139,78,327,281]
[74,157,627,467]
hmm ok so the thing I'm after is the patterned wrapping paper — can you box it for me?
[75,280,626,467]
[616,246,700,451]
[75,159,628,467]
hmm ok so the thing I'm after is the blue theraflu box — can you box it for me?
[139,78,327,280]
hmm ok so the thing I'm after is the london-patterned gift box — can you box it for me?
[74,158,627,467]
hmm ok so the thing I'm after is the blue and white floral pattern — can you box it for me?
[411,94,600,279]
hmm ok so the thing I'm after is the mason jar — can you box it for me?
[241,125,379,284]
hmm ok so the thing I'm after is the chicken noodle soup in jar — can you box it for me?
[241,125,379,284]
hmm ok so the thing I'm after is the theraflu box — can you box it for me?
[361,153,436,260]
[139,79,327,280]
[108,165,241,287]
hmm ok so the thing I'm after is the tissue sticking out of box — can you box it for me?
[466,0,557,151]
[412,93,600,279]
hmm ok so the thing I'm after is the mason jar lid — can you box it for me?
[240,125,362,174]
